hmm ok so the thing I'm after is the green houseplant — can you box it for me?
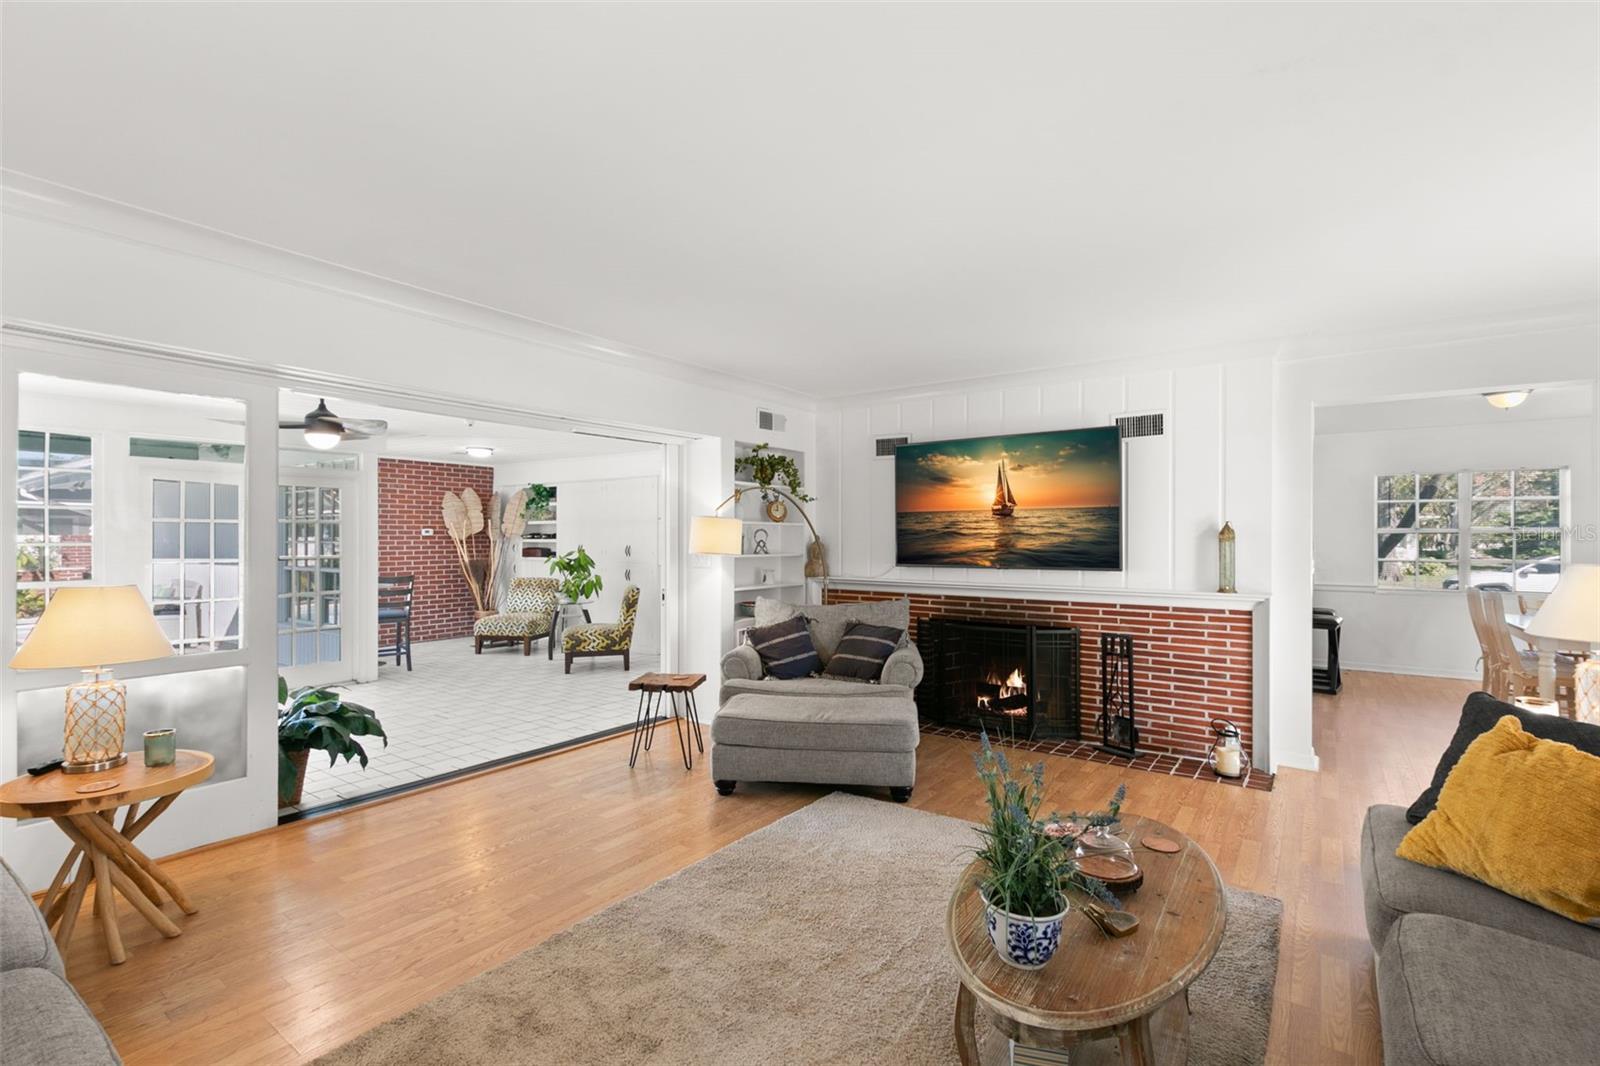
[971,732,1121,968]
[277,677,388,806]
[523,482,555,521]
[548,546,603,604]
[734,443,814,504]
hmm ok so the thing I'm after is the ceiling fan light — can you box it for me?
[304,426,341,450]
[464,446,495,459]
[1483,389,1531,410]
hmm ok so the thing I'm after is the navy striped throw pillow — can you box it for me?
[748,615,821,679]
[822,622,904,682]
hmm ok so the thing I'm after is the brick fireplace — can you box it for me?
[824,585,1257,764]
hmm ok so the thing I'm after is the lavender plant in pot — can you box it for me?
[972,732,1123,969]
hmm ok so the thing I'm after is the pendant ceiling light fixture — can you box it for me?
[1483,389,1531,410]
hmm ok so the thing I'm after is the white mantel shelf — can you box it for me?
[823,577,1268,611]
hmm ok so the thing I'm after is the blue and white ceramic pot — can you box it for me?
[981,891,1069,970]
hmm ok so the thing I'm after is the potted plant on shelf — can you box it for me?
[735,443,814,524]
[277,677,388,807]
[971,732,1122,969]
[523,483,555,521]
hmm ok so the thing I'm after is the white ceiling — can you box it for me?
[3,4,1596,397]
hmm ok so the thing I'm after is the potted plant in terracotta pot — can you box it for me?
[971,733,1123,969]
[277,677,388,806]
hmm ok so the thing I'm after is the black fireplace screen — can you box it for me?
[916,618,1081,741]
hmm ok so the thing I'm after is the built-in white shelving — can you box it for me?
[728,441,813,643]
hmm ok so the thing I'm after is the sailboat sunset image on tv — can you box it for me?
[895,426,1122,570]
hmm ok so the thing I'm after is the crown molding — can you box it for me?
[1,170,817,413]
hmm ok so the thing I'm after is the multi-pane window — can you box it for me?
[1468,469,1563,593]
[276,485,342,668]
[152,478,242,653]
[1375,468,1564,592]
[1377,473,1459,589]
[17,431,93,644]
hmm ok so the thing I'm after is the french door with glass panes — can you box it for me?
[142,465,245,656]
[276,474,354,686]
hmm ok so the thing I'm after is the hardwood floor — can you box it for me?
[57,670,1472,1065]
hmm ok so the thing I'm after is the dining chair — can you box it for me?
[1464,587,1498,693]
[1481,589,1578,712]
[378,574,415,670]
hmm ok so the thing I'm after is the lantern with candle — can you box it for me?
[1209,717,1247,779]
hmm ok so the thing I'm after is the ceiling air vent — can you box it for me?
[875,436,910,458]
[758,409,787,432]
[1115,413,1165,439]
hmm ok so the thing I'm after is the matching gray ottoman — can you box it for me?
[710,692,919,801]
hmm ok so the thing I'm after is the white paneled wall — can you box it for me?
[818,357,1274,596]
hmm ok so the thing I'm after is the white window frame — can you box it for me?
[16,429,96,645]
[1374,467,1569,592]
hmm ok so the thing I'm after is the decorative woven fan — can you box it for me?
[442,490,488,612]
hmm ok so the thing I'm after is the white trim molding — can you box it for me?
[826,576,1267,611]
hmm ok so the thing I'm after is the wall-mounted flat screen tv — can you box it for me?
[895,426,1122,570]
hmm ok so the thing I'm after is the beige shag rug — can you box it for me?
[319,793,1280,1066]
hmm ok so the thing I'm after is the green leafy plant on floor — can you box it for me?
[971,731,1123,917]
[523,483,555,521]
[735,443,814,504]
[548,546,603,603]
[277,676,388,804]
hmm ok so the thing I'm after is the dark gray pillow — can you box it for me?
[746,615,821,680]
[1406,691,1600,824]
[822,623,905,682]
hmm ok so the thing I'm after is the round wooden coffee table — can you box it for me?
[0,750,213,965]
[947,815,1226,1066]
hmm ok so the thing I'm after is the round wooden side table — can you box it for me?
[947,815,1227,1066]
[0,750,214,965]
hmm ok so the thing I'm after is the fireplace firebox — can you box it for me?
[915,618,1081,740]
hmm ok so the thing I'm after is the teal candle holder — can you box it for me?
[143,728,176,767]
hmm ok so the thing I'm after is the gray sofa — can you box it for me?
[712,598,923,800]
[1,858,122,1065]
[1361,804,1599,1066]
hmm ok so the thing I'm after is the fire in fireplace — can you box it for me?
[916,618,1082,740]
[976,668,1029,717]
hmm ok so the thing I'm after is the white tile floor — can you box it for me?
[281,637,660,815]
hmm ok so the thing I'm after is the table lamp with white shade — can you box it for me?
[1526,563,1600,724]
[9,585,175,772]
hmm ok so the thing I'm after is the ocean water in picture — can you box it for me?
[896,505,1122,570]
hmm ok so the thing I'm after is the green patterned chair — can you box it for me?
[474,577,561,657]
[563,585,639,673]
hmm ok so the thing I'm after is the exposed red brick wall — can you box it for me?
[378,458,494,642]
[824,587,1255,761]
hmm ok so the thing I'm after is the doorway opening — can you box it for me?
[273,389,672,817]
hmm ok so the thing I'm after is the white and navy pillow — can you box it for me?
[747,615,821,679]
[822,622,904,682]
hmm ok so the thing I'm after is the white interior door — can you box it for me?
[135,459,247,656]
[557,475,662,657]
[276,469,361,686]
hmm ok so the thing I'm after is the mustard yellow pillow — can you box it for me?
[1398,714,1600,924]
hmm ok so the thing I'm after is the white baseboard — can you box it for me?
[1336,661,1480,682]
[1272,749,1320,773]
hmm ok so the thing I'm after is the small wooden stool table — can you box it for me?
[626,673,706,770]
[0,750,214,965]
[947,815,1226,1065]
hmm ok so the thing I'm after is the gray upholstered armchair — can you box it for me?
[720,597,924,703]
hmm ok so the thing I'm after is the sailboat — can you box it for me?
[991,457,1017,517]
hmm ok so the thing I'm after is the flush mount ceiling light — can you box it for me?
[464,445,495,459]
[1483,389,1531,410]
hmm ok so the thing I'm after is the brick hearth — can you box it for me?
[824,586,1257,767]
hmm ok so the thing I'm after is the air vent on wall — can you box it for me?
[758,409,787,432]
[875,436,910,457]
[1115,413,1165,439]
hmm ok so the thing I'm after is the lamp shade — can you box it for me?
[10,586,175,670]
[689,515,743,556]
[1525,564,1600,645]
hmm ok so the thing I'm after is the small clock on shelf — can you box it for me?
[764,497,788,523]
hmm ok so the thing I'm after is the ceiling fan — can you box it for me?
[281,399,388,450]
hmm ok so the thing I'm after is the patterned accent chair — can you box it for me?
[474,577,561,657]
[562,585,640,673]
